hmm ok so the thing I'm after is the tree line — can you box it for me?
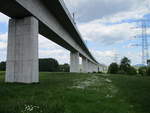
[0,58,70,72]
[108,57,150,76]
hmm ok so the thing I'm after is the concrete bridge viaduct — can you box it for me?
[0,0,100,83]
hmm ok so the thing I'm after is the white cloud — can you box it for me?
[0,33,7,41]
[90,48,141,65]
[126,51,141,65]
[38,35,70,64]
[0,41,7,49]
[39,49,69,64]
[64,0,84,8]
[79,20,136,45]
[39,35,61,50]
[64,0,150,23]
[0,33,7,61]
[98,8,149,24]
[123,43,135,49]
[0,33,7,51]
[0,13,9,23]
[90,49,118,65]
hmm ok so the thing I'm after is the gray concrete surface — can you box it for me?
[70,52,80,72]
[5,16,39,83]
[82,58,88,73]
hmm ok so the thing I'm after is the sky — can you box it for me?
[0,0,150,65]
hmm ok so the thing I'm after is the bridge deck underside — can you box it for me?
[0,0,99,64]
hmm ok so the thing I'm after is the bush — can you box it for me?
[118,66,137,75]
[128,66,137,75]
[117,70,126,74]
[39,58,59,72]
[0,62,6,71]
[59,64,70,72]
[108,63,119,74]
[92,71,97,73]
[98,71,104,74]
[147,66,150,76]
[138,67,147,76]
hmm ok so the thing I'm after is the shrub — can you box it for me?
[147,66,150,76]
[128,66,137,75]
[108,63,119,74]
[98,71,104,74]
[0,62,6,71]
[92,71,97,73]
[118,67,137,75]
[117,70,126,74]
[138,66,147,76]
[59,64,70,72]
[39,58,59,72]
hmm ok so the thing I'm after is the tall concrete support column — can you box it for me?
[93,64,95,72]
[90,62,93,73]
[92,63,95,72]
[87,61,90,73]
[92,63,94,72]
[82,57,88,73]
[6,16,39,83]
[70,52,80,72]
[93,64,97,72]
[88,61,92,73]
[96,65,99,72]
[90,63,93,72]
[95,65,99,72]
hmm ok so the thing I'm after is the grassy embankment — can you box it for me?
[0,71,150,113]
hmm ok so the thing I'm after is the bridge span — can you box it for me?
[0,0,101,83]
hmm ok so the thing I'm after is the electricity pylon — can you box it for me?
[132,19,150,65]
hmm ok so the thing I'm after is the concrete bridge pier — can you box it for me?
[5,16,39,83]
[92,64,95,72]
[82,57,88,73]
[96,65,99,72]
[89,63,98,73]
[93,64,97,72]
[70,52,80,72]
[88,61,92,73]
[90,62,93,73]
[92,63,95,72]
[94,64,98,72]
[87,60,90,73]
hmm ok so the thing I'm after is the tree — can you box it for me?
[108,63,119,74]
[0,61,6,71]
[120,57,131,74]
[39,58,59,72]
[59,63,70,72]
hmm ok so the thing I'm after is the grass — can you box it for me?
[109,75,150,113]
[0,72,150,113]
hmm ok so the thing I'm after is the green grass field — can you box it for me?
[0,72,150,113]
